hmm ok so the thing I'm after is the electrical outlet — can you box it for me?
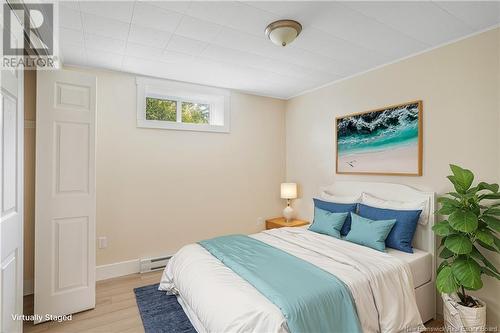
[98,236,108,249]
[256,217,264,225]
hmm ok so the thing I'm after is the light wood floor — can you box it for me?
[23,271,443,332]
[23,271,162,333]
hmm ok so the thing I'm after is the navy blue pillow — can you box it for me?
[357,203,422,253]
[313,198,357,236]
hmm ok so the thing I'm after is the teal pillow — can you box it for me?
[345,213,396,252]
[309,208,348,238]
[358,204,421,253]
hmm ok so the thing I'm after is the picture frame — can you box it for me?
[335,100,423,176]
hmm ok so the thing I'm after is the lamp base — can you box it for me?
[283,206,294,222]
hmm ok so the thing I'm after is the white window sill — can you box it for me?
[137,119,230,133]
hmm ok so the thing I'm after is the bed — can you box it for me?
[159,181,436,333]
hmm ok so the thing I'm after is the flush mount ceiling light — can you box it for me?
[265,20,302,47]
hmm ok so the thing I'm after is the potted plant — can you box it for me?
[433,165,500,331]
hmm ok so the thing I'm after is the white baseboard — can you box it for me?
[24,279,34,296]
[96,259,140,281]
[27,260,146,287]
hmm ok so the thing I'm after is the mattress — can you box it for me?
[296,224,432,289]
[387,247,432,288]
[173,246,433,333]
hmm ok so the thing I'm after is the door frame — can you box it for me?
[0,56,25,333]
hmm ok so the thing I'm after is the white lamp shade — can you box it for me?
[281,183,297,199]
[268,26,299,46]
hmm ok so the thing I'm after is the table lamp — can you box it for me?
[281,183,297,222]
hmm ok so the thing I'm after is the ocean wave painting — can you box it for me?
[336,101,422,175]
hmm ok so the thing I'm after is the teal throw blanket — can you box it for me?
[199,235,362,333]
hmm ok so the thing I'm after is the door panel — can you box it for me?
[2,95,17,213]
[55,122,90,194]
[55,82,91,111]
[54,216,89,292]
[35,70,96,322]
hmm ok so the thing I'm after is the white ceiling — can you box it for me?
[59,1,500,99]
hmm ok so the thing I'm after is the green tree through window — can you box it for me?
[182,102,210,124]
[146,97,176,121]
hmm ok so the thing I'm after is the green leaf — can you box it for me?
[476,182,499,193]
[436,266,459,293]
[440,237,446,248]
[477,220,488,229]
[494,235,500,251]
[438,197,461,207]
[449,210,478,233]
[471,204,481,216]
[465,188,479,197]
[447,192,463,199]
[448,176,466,194]
[439,247,454,259]
[437,261,449,275]
[475,229,494,245]
[481,266,500,280]
[477,240,497,252]
[484,208,500,216]
[438,205,457,215]
[445,234,473,254]
[482,215,500,232]
[433,221,454,237]
[452,258,483,290]
[450,164,474,192]
[466,187,479,196]
[470,246,499,274]
[480,193,500,200]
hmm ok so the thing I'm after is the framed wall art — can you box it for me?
[336,100,422,176]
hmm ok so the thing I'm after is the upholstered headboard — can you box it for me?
[319,181,436,256]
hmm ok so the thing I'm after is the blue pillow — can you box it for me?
[309,208,348,238]
[345,213,396,252]
[358,204,422,253]
[313,198,357,236]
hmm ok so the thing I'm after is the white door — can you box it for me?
[35,70,96,322]
[0,51,24,333]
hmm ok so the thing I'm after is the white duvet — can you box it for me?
[159,227,423,333]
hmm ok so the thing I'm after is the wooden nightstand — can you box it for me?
[265,217,309,230]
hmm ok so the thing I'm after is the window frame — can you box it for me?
[137,77,230,133]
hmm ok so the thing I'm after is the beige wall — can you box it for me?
[285,28,500,324]
[63,68,287,266]
[23,70,36,289]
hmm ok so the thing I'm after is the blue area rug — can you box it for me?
[134,283,196,333]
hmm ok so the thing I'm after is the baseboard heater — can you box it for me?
[140,255,172,273]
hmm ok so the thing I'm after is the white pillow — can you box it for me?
[320,191,360,204]
[360,192,429,225]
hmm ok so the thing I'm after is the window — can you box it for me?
[137,77,230,133]
[145,97,177,121]
[181,102,210,124]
